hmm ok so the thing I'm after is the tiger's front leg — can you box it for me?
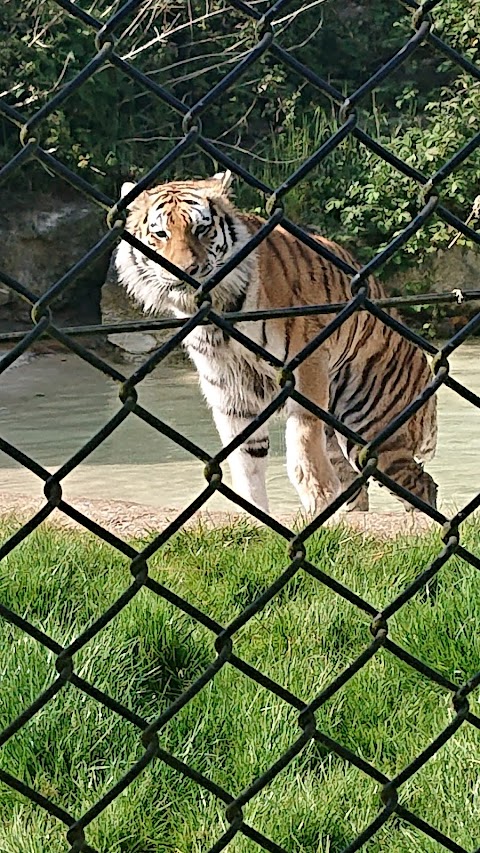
[211,408,270,513]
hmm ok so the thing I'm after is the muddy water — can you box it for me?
[1,344,479,516]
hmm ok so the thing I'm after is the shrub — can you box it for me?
[1,0,479,286]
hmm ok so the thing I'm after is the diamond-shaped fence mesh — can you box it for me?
[1,1,480,851]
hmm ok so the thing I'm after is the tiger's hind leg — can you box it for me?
[332,364,438,513]
[380,450,438,511]
[350,433,437,511]
[325,426,369,512]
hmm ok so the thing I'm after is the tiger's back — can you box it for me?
[115,171,437,513]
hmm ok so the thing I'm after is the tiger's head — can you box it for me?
[116,171,251,315]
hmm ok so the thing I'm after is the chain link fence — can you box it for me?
[1,1,480,850]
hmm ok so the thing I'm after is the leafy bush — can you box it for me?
[1,0,479,285]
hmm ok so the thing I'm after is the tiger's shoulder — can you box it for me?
[231,211,385,306]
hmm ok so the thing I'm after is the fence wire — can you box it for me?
[1,1,480,851]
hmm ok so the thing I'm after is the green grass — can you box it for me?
[1,516,480,853]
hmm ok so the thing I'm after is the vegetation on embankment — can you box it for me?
[1,1,479,276]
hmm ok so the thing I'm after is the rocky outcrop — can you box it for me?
[386,247,480,336]
[0,185,109,331]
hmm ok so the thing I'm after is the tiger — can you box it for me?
[114,170,438,516]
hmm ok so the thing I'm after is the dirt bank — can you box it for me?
[0,493,437,541]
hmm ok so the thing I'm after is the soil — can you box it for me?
[0,493,437,542]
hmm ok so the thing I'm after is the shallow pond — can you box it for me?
[1,343,479,517]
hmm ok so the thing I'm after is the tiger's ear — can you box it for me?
[212,170,233,195]
[120,181,137,209]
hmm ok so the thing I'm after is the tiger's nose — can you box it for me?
[180,247,198,273]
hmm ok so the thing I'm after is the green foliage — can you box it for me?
[1,0,479,287]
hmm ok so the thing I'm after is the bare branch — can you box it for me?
[287,16,324,51]
[216,98,258,139]
[448,195,480,248]
[139,45,247,80]
[120,6,231,61]
[273,0,327,27]
[166,49,253,87]
[212,139,306,164]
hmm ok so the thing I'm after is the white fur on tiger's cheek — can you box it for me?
[114,242,169,315]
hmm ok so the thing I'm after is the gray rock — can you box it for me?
[385,246,480,335]
[387,246,480,295]
[0,185,110,328]
[0,285,12,307]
